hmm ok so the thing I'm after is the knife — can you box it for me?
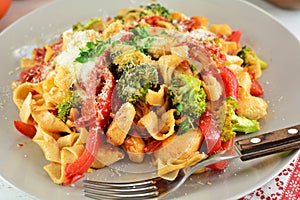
[185,124,300,174]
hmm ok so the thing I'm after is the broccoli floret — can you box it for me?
[130,26,150,39]
[127,26,156,55]
[75,39,110,63]
[73,18,103,32]
[141,3,171,20]
[56,90,82,122]
[168,73,206,134]
[116,63,159,103]
[220,96,260,142]
[237,46,268,69]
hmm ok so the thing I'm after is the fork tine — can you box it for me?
[84,189,159,200]
[84,179,156,188]
[84,182,158,193]
[83,179,160,200]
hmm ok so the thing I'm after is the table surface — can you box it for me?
[0,0,299,199]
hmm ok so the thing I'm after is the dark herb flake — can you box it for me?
[160,29,168,35]
[75,39,110,63]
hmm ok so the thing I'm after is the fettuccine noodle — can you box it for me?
[12,3,268,185]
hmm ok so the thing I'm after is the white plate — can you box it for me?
[0,0,299,199]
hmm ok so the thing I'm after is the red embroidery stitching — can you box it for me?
[282,154,300,200]
[240,153,299,200]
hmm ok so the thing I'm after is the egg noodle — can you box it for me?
[12,3,268,185]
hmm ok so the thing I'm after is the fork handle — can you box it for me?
[236,124,300,161]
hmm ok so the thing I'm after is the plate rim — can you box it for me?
[0,0,299,199]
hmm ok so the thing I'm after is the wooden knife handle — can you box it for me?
[236,124,300,161]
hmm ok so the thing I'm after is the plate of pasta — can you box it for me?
[0,0,300,199]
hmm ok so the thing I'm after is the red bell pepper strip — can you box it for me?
[93,66,115,127]
[208,159,230,170]
[63,125,102,185]
[76,66,115,127]
[212,67,239,169]
[13,120,36,139]
[208,136,236,170]
[140,16,169,27]
[248,72,264,96]
[180,16,202,32]
[220,67,239,100]
[199,109,222,156]
[199,110,236,170]
[228,30,242,44]
[221,136,235,150]
[20,65,45,83]
[200,68,238,170]
[64,66,115,185]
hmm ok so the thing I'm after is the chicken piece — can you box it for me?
[123,134,146,163]
[91,144,125,169]
[227,64,268,120]
[171,11,188,21]
[106,102,136,146]
[209,24,232,37]
[237,94,268,120]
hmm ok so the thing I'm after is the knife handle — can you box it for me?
[236,124,300,161]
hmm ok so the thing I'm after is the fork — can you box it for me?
[83,124,300,200]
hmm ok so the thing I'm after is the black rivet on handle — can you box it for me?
[250,137,261,144]
[287,128,298,135]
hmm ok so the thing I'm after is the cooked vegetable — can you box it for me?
[228,30,242,44]
[237,46,268,69]
[13,120,37,139]
[130,26,150,38]
[73,18,103,32]
[199,109,232,170]
[220,96,260,142]
[248,71,264,96]
[168,73,206,133]
[127,26,156,55]
[75,39,111,63]
[116,63,159,103]
[141,3,171,20]
[64,67,115,185]
[199,109,222,155]
[56,90,82,122]
[64,125,102,185]
[220,67,239,100]
[109,51,145,80]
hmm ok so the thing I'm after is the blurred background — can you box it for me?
[0,0,300,32]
